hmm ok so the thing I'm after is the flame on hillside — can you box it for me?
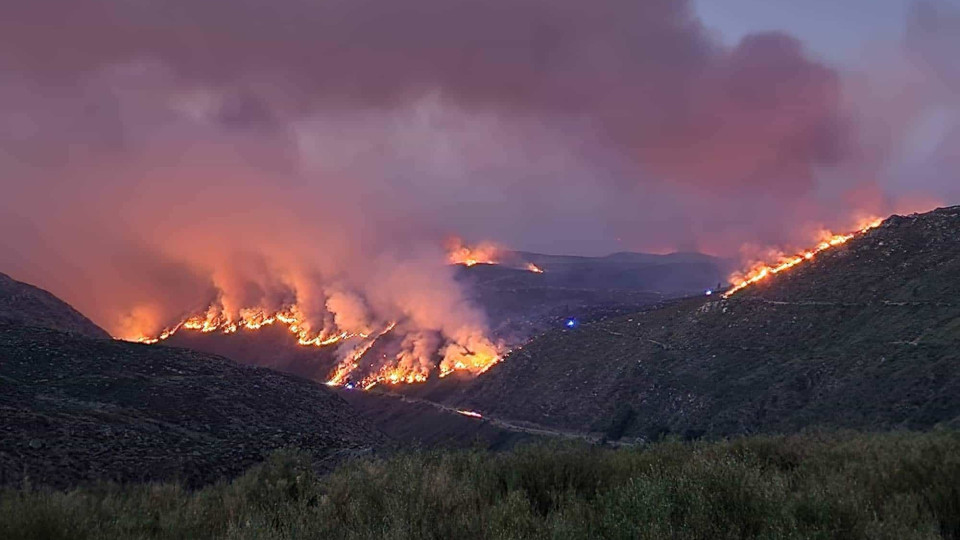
[446,237,546,273]
[723,217,884,298]
[447,238,501,267]
[132,304,501,388]
[134,305,363,347]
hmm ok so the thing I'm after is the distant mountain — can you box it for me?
[0,272,109,339]
[491,249,730,293]
[458,249,729,339]
[455,206,960,440]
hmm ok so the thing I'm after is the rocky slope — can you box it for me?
[455,206,960,440]
[0,272,109,339]
[0,324,385,488]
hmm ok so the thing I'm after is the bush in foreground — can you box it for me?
[2,430,959,539]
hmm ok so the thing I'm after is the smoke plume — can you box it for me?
[0,0,956,381]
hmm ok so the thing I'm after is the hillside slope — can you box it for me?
[158,250,724,383]
[0,272,109,339]
[456,206,960,440]
[0,324,385,488]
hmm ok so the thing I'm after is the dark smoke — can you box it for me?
[0,0,955,351]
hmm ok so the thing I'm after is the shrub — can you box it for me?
[1,431,958,539]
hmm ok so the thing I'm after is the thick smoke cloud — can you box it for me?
[0,0,956,375]
[3,0,844,195]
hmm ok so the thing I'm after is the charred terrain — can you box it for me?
[451,206,960,440]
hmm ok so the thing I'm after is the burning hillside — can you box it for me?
[446,238,547,273]
[133,300,502,390]
[456,206,960,440]
[447,238,502,267]
[127,215,900,390]
[126,237,580,389]
[724,216,884,297]
[2,0,958,409]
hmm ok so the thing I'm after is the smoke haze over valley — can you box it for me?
[1,0,958,383]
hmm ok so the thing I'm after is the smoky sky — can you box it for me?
[0,0,957,337]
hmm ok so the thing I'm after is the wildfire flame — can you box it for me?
[128,238,543,388]
[456,409,483,419]
[132,304,501,389]
[133,305,362,348]
[447,238,501,267]
[723,217,883,298]
[326,321,398,387]
[446,237,545,273]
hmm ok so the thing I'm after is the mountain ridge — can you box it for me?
[0,272,110,339]
[452,206,960,440]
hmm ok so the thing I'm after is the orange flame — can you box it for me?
[131,306,358,348]
[724,217,883,298]
[358,365,430,390]
[446,237,501,267]
[326,321,398,387]
[133,303,502,389]
[526,262,545,273]
[456,409,483,418]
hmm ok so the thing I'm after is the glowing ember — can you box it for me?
[724,217,883,298]
[526,262,545,273]
[456,410,483,418]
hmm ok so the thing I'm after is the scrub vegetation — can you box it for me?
[3,430,959,540]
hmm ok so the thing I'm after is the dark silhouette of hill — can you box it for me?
[455,206,960,440]
[0,272,109,339]
[164,323,338,381]
[0,324,385,488]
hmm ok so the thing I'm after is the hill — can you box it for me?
[454,206,960,440]
[0,272,109,339]
[0,324,385,488]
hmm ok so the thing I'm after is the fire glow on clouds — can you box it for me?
[1,0,957,386]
